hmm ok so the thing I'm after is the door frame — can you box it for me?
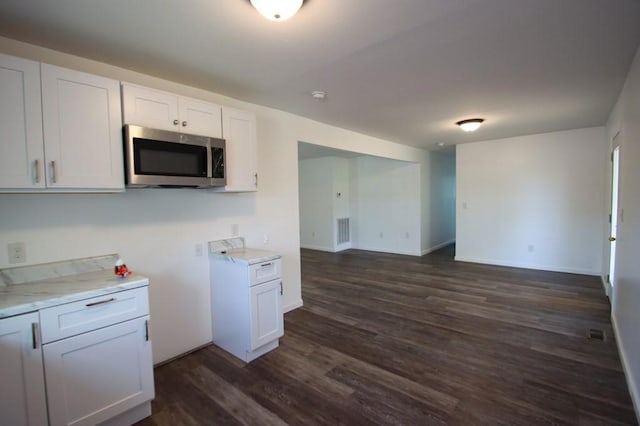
[606,131,621,302]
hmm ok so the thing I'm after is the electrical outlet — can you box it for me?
[263,234,269,245]
[8,242,26,264]
[405,232,410,239]
[195,243,204,257]
[379,232,384,239]
[527,244,534,253]
[231,224,239,236]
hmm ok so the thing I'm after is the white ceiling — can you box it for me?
[1,0,639,151]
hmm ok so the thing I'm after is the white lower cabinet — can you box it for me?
[211,255,283,362]
[0,286,154,426]
[40,286,154,426]
[43,316,154,426]
[250,279,284,350]
[0,312,48,426]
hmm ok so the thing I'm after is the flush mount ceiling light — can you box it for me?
[250,0,303,22]
[456,118,485,132]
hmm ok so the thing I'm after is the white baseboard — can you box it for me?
[355,245,422,257]
[453,256,600,276]
[421,239,455,256]
[284,299,303,313]
[300,244,335,252]
[300,244,353,253]
[302,241,453,258]
[612,314,640,423]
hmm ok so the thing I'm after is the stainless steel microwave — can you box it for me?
[123,124,226,188]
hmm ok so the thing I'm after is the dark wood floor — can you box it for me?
[137,246,637,425]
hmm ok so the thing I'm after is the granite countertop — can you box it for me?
[208,237,281,265]
[0,254,149,319]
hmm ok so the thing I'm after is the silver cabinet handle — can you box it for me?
[50,161,57,183]
[261,262,273,267]
[33,159,41,183]
[31,322,40,349]
[85,297,115,307]
[173,119,179,125]
[280,281,283,295]
[145,319,150,341]
[182,120,187,127]
[254,172,258,187]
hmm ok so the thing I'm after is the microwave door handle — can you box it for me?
[206,144,213,178]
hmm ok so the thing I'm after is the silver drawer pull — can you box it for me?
[85,297,116,307]
[261,262,273,267]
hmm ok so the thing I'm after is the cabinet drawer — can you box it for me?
[40,286,149,344]
[249,258,281,286]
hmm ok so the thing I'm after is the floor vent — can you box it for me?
[587,328,606,341]
[337,218,350,245]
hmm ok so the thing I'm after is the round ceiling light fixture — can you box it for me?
[250,0,303,22]
[456,118,485,132]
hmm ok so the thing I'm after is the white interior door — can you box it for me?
[608,144,621,296]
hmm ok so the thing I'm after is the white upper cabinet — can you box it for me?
[212,106,258,192]
[121,84,178,131]
[41,64,124,190]
[0,54,124,192]
[121,83,222,138]
[0,54,45,189]
[179,97,223,138]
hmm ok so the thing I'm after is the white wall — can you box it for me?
[0,37,429,364]
[298,156,339,251]
[456,127,606,275]
[299,151,456,257]
[333,157,351,251]
[607,45,640,417]
[352,156,422,256]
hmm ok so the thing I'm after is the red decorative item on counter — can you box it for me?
[114,258,130,278]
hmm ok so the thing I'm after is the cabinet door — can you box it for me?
[41,64,124,190]
[0,313,48,426]
[178,96,222,138]
[121,83,179,131]
[250,279,283,350]
[0,53,45,189]
[43,316,154,426]
[217,107,258,192]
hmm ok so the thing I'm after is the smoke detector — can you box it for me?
[311,90,326,101]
